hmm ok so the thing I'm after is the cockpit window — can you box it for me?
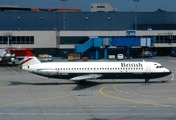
[156,66,164,68]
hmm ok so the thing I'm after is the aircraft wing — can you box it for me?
[69,74,102,81]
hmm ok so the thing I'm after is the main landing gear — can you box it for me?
[145,79,149,83]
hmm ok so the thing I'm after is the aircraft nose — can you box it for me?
[164,69,172,75]
[166,70,172,75]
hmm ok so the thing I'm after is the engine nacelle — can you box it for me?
[33,69,59,76]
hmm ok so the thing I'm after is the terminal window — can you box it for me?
[97,6,105,8]
[0,36,34,44]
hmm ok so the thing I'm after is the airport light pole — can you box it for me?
[61,0,67,30]
[5,33,12,46]
[133,0,139,30]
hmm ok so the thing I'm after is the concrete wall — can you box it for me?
[59,30,176,37]
[1,30,176,49]
[0,11,176,50]
[0,31,56,48]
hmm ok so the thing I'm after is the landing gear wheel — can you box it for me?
[145,79,149,83]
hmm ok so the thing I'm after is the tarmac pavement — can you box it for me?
[0,56,176,120]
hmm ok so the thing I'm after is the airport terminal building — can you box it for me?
[0,6,176,58]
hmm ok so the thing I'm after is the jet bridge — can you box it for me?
[111,37,155,59]
[75,37,155,60]
[75,38,109,60]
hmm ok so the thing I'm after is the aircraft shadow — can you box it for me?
[8,81,75,86]
[8,80,167,90]
[8,81,101,90]
[86,118,108,120]
[0,64,19,67]
[73,81,101,90]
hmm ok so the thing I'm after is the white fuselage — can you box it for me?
[22,61,171,80]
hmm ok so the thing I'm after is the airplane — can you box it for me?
[0,48,17,64]
[17,48,172,83]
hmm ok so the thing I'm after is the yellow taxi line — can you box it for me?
[6,66,19,75]
[99,85,175,107]
[0,94,72,107]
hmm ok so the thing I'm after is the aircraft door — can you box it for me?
[146,66,151,73]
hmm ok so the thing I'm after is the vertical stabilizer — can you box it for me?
[20,56,41,67]
[11,48,41,67]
